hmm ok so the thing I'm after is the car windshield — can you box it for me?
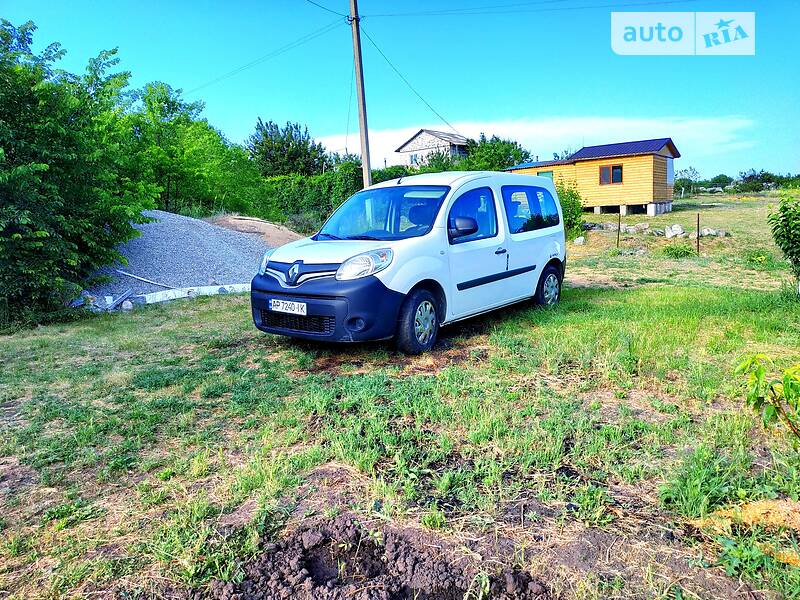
[316,185,450,241]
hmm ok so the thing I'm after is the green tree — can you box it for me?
[461,134,531,171]
[247,119,328,177]
[122,82,204,211]
[417,149,457,173]
[0,20,157,321]
[709,173,733,187]
[768,192,800,295]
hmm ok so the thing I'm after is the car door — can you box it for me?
[499,184,563,300]
[446,185,511,318]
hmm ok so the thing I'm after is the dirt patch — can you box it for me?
[0,456,38,495]
[293,334,492,379]
[209,214,303,248]
[0,396,26,428]
[578,389,689,424]
[564,273,636,289]
[200,513,549,600]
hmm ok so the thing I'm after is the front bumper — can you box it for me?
[251,273,406,342]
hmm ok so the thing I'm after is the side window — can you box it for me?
[600,164,623,185]
[448,187,497,244]
[501,185,560,234]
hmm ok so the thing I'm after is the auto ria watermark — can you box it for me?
[611,12,755,55]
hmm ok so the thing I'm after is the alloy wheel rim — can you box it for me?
[543,274,560,305]
[414,300,436,345]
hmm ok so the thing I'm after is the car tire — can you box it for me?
[395,289,439,354]
[535,264,562,306]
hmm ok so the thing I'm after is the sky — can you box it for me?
[4,0,798,177]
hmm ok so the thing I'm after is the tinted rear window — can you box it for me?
[500,185,560,233]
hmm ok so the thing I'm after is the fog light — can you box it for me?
[346,317,366,332]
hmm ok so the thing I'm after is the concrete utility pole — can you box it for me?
[349,0,372,187]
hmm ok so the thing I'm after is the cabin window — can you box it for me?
[600,165,623,185]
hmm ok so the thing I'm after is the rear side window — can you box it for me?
[448,187,497,244]
[501,185,560,233]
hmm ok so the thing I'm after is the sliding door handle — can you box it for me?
[495,247,507,255]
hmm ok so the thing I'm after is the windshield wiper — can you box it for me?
[344,235,382,240]
[316,232,342,240]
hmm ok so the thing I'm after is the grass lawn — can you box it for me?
[1,194,799,599]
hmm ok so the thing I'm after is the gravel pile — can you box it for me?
[87,210,272,300]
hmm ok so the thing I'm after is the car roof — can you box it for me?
[369,171,553,189]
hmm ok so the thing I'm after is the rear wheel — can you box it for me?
[395,289,439,354]
[535,264,562,306]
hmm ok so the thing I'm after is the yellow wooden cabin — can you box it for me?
[507,138,680,216]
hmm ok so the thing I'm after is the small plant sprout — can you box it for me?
[737,355,800,443]
[464,571,491,600]
[421,504,446,530]
[367,529,383,546]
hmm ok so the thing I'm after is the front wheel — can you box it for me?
[535,265,562,306]
[395,289,439,354]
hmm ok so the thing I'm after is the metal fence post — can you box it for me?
[696,212,700,255]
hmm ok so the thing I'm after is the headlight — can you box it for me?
[336,248,394,281]
[258,249,276,275]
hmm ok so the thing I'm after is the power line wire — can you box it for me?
[185,19,344,94]
[304,0,347,17]
[360,26,460,136]
[365,0,697,17]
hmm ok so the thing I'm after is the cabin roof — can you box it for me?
[506,138,680,170]
[570,138,680,160]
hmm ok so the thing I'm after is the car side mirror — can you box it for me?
[449,216,479,240]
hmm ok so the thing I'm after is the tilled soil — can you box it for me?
[200,515,550,600]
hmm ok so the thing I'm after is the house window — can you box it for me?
[537,171,553,179]
[600,165,623,185]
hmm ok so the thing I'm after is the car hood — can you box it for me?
[269,237,393,265]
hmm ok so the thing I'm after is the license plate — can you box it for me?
[269,299,307,316]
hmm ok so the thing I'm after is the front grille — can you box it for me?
[261,310,335,335]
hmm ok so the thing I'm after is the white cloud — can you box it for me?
[318,116,754,169]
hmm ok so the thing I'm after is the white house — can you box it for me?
[395,129,468,166]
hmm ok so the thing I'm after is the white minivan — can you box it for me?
[251,171,566,353]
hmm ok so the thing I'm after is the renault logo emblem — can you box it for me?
[287,262,300,284]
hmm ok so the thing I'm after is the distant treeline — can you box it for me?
[675,168,800,195]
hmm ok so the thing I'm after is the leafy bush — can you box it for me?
[0,21,157,322]
[737,355,800,443]
[768,193,800,294]
[555,182,584,239]
[661,244,696,259]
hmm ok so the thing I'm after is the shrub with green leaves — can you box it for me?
[0,21,157,321]
[555,182,584,239]
[768,193,800,294]
[737,355,800,443]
